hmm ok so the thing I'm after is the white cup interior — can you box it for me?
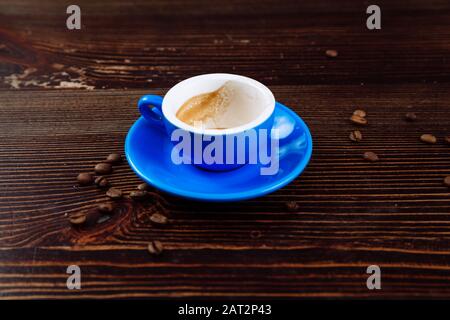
[162,73,275,135]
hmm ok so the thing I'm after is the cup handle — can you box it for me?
[138,94,164,125]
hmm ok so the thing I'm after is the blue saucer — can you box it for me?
[125,102,313,202]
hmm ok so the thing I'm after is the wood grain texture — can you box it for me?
[1,0,450,89]
[1,0,450,299]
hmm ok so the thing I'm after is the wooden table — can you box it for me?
[1,0,450,299]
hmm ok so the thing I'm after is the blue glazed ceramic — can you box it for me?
[125,102,313,202]
[137,74,276,171]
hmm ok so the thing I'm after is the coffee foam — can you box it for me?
[176,80,267,130]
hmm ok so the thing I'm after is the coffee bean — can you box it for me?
[85,208,101,226]
[353,110,366,118]
[105,153,122,164]
[137,183,149,191]
[445,136,450,145]
[69,212,87,225]
[444,176,450,187]
[106,187,122,199]
[350,114,368,125]
[150,213,168,226]
[325,49,338,58]
[94,176,109,188]
[77,172,94,186]
[98,202,114,214]
[147,240,163,255]
[349,130,363,142]
[363,151,379,162]
[95,163,112,175]
[405,112,417,122]
[130,190,148,200]
[285,201,299,212]
[420,134,437,144]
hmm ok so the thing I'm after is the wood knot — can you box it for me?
[67,200,134,245]
[133,193,170,225]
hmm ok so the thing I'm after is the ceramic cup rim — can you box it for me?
[161,73,275,135]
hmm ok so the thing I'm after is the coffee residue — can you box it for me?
[176,83,232,129]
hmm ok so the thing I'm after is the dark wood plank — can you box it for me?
[1,0,450,299]
[1,0,450,89]
[1,85,450,298]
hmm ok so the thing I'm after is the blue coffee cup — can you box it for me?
[138,74,276,171]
